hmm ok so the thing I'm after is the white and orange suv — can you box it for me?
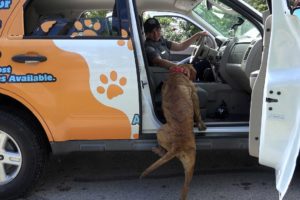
[0,0,300,199]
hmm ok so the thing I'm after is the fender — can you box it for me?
[0,87,54,141]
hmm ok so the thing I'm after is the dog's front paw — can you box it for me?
[197,121,206,131]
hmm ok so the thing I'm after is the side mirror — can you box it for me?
[293,8,300,20]
[228,17,244,38]
[231,17,244,29]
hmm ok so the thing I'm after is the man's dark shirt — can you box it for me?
[144,37,172,66]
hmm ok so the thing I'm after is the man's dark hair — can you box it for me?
[144,18,161,33]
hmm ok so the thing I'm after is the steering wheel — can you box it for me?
[189,36,207,63]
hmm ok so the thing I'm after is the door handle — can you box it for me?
[12,54,47,64]
[141,80,148,89]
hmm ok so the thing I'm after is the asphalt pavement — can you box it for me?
[16,150,300,200]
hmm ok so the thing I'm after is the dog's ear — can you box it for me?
[180,64,196,81]
[189,66,197,81]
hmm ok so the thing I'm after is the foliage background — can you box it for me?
[157,0,267,41]
[246,0,268,12]
[82,1,270,41]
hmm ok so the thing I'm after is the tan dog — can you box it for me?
[140,64,206,200]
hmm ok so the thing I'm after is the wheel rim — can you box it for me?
[0,130,22,185]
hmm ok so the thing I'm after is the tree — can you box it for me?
[157,17,200,42]
[82,10,109,18]
[245,0,268,12]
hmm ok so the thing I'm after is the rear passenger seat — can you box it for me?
[32,17,111,37]
[32,17,72,36]
[68,18,110,37]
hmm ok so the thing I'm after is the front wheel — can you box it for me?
[0,111,47,200]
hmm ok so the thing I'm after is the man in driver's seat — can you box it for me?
[144,17,210,81]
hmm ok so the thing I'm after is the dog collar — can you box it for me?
[169,66,186,74]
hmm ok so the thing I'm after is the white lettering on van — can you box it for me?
[0,65,12,74]
[131,114,140,125]
[0,0,12,9]
[0,65,57,83]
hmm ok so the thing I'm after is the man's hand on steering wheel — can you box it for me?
[196,31,209,39]
[190,31,209,63]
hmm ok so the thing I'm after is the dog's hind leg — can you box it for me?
[140,148,176,179]
[178,148,196,200]
[152,124,172,157]
[191,87,206,131]
[152,146,166,157]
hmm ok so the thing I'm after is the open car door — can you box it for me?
[250,0,300,199]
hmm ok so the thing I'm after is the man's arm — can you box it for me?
[146,45,177,69]
[152,57,192,79]
[170,31,208,51]
[152,57,177,69]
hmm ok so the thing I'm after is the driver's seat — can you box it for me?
[140,17,208,119]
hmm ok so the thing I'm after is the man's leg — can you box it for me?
[192,59,211,81]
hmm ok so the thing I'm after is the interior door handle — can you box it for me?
[12,54,47,64]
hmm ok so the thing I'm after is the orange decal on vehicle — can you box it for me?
[41,21,56,33]
[0,0,23,37]
[71,20,101,37]
[97,71,127,100]
[133,133,139,139]
[83,29,97,36]
[93,22,101,31]
[84,19,92,27]
[127,39,133,50]
[117,40,126,46]
[0,40,132,141]
[117,29,133,51]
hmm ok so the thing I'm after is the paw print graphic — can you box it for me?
[117,29,133,51]
[70,19,101,37]
[97,71,127,100]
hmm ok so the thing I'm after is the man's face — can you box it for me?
[148,27,161,41]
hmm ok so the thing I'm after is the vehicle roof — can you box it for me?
[29,0,202,14]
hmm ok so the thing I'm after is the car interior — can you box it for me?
[23,0,263,125]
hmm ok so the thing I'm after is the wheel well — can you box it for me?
[0,94,51,154]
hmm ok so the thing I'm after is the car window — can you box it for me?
[240,0,268,12]
[142,12,202,43]
[290,0,300,8]
[24,0,129,39]
[154,16,201,42]
[193,0,260,38]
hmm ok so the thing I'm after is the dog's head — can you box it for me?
[178,64,197,81]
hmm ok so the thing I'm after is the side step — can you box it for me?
[51,135,248,155]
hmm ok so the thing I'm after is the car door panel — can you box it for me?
[249,11,271,158]
[250,1,300,199]
[0,0,140,141]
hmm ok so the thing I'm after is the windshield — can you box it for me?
[193,0,260,38]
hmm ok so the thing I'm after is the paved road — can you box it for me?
[17,150,300,200]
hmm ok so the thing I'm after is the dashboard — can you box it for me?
[213,36,263,92]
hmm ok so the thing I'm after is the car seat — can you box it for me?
[32,17,72,36]
[111,0,130,36]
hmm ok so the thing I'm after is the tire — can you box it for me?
[0,110,47,200]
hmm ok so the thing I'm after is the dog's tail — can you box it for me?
[140,150,176,179]
[178,149,196,200]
